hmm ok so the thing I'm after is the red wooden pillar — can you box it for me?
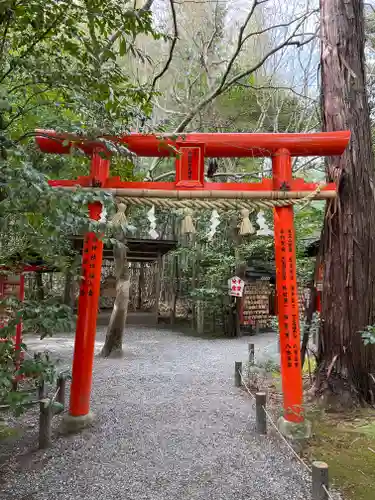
[272,149,303,423]
[69,150,109,417]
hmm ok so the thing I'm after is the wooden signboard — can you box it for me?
[228,276,245,298]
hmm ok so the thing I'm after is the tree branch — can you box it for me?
[241,10,318,45]
[223,35,316,91]
[100,0,154,60]
[215,0,262,94]
[5,86,54,129]
[154,98,185,115]
[235,83,317,102]
[174,19,317,133]
[84,0,100,56]
[0,9,67,84]
[147,0,178,102]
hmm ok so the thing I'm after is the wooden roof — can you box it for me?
[1,251,56,272]
[71,236,177,262]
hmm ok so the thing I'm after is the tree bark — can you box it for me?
[63,269,72,306]
[170,215,178,325]
[154,254,162,325]
[137,263,144,310]
[35,272,44,301]
[301,253,321,367]
[318,0,375,405]
[100,243,130,358]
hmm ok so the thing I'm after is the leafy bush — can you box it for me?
[360,325,375,345]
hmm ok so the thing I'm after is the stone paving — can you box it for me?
[1,327,313,500]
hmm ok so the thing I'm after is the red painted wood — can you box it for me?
[48,177,337,194]
[69,154,108,417]
[175,142,205,187]
[36,130,350,158]
[272,149,303,423]
[90,148,110,186]
[0,273,25,371]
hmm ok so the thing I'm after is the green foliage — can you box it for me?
[0,296,75,339]
[360,325,375,346]
[0,0,160,413]
[190,287,221,300]
[0,0,161,135]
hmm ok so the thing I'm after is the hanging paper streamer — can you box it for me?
[207,209,220,241]
[181,208,196,234]
[238,208,255,236]
[147,205,159,239]
[256,210,273,236]
[99,206,107,223]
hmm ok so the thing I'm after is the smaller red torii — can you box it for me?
[35,129,350,435]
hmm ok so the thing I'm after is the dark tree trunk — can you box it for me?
[137,263,144,310]
[171,215,181,325]
[63,270,72,306]
[100,243,129,358]
[301,253,321,367]
[35,272,44,301]
[318,0,375,405]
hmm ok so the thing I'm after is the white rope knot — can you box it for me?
[181,207,196,234]
[110,202,128,227]
[238,208,255,236]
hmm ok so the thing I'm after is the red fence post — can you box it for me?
[68,150,109,420]
[272,149,304,425]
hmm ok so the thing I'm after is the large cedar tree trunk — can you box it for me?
[100,243,130,358]
[318,0,375,404]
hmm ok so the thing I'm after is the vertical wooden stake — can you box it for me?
[39,399,52,449]
[256,392,267,435]
[38,379,45,399]
[255,320,260,335]
[312,461,329,500]
[248,343,255,364]
[56,375,66,407]
[234,361,242,387]
[235,296,242,337]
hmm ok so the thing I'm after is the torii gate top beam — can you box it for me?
[35,130,350,158]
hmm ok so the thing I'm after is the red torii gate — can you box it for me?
[35,129,350,432]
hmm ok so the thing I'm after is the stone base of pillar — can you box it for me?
[62,412,94,433]
[277,416,312,440]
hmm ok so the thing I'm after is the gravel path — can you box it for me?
[1,327,311,500]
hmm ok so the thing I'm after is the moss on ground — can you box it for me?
[262,364,375,500]
[0,423,19,440]
[306,409,375,500]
